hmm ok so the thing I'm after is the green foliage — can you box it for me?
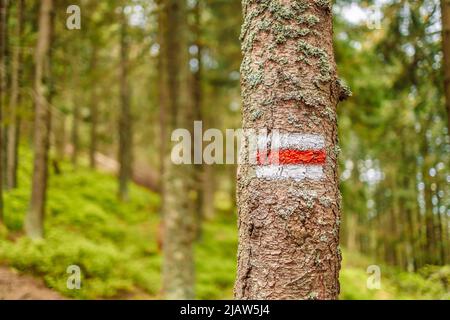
[340,250,450,300]
[1,147,161,299]
[1,147,448,300]
[196,215,238,299]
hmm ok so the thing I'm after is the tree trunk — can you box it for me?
[6,0,24,189]
[235,0,347,300]
[0,0,6,223]
[25,0,54,240]
[422,135,437,265]
[435,180,446,265]
[441,0,450,134]
[1,0,7,187]
[118,9,132,201]
[71,81,80,167]
[54,114,66,162]
[202,163,215,219]
[161,0,196,299]
[89,45,98,169]
[155,0,168,253]
[157,0,167,193]
[192,0,204,240]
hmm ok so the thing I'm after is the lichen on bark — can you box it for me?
[235,0,346,300]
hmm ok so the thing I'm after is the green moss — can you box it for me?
[1,146,448,300]
[1,148,160,299]
[0,146,238,300]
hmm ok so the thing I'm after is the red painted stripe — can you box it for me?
[257,149,326,165]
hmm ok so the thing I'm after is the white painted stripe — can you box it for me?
[255,165,324,181]
[257,133,325,150]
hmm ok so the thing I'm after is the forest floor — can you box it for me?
[0,266,63,300]
[0,146,448,300]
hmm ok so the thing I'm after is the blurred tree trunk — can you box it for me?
[157,0,167,192]
[435,180,446,265]
[54,114,66,162]
[192,0,204,240]
[7,0,24,189]
[346,212,357,252]
[1,0,7,187]
[71,77,80,167]
[441,0,450,134]
[235,0,346,299]
[155,0,168,252]
[0,0,6,223]
[118,8,132,201]
[442,190,450,263]
[422,153,437,265]
[25,0,54,239]
[161,0,195,299]
[89,45,98,169]
[202,163,214,219]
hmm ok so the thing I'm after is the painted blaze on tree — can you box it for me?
[235,0,350,299]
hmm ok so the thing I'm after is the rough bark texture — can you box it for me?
[235,0,347,300]
[118,9,132,201]
[442,0,450,134]
[161,0,196,299]
[7,0,24,189]
[25,0,53,239]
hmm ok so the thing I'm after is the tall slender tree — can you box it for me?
[7,0,24,189]
[191,0,204,239]
[89,45,98,169]
[161,0,196,299]
[71,65,80,167]
[235,0,349,299]
[25,0,54,239]
[0,0,6,223]
[441,0,450,133]
[118,7,132,201]
[1,0,7,188]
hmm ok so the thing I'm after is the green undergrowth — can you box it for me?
[0,146,448,299]
[0,147,162,299]
[340,250,449,300]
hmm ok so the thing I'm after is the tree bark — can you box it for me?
[441,0,450,134]
[25,0,54,240]
[161,0,196,299]
[6,0,24,189]
[235,0,346,300]
[118,8,132,201]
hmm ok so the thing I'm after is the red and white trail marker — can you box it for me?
[255,133,326,181]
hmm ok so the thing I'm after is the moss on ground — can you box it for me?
[0,146,448,300]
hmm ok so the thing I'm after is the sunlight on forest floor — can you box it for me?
[0,147,448,300]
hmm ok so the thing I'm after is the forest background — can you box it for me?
[0,0,448,300]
